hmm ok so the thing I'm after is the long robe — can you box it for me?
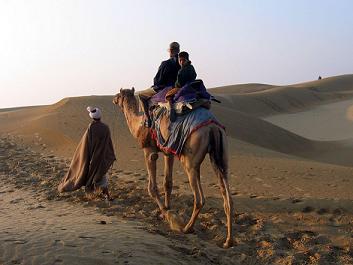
[58,120,116,192]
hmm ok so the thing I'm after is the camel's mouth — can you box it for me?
[112,95,119,105]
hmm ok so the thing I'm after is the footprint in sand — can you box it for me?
[64,244,78,248]
[317,208,330,215]
[302,206,315,213]
[291,198,303,204]
[4,239,27,244]
[332,208,345,215]
[275,238,292,252]
[124,180,135,184]
[9,198,24,204]
[309,235,331,245]
[78,235,96,239]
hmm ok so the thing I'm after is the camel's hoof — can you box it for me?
[182,227,195,234]
[159,213,165,220]
[223,239,233,249]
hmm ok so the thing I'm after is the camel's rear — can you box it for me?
[208,125,229,177]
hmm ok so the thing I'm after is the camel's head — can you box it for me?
[113,87,135,108]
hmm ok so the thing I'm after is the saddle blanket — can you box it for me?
[151,107,225,157]
[150,80,212,105]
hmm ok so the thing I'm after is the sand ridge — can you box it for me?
[1,75,353,168]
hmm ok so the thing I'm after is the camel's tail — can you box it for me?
[209,126,228,177]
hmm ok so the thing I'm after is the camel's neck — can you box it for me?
[122,96,144,138]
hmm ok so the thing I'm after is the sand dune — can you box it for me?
[1,74,353,264]
[2,76,353,167]
[265,98,353,141]
[210,74,353,117]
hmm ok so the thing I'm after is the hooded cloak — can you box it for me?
[58,120,116,192]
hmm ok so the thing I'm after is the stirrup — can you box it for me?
[138,96,152,127]
[169,108,176,122]
[143,118,152,128]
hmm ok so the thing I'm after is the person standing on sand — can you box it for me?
[139,41,181,126]
[58,106,116,200]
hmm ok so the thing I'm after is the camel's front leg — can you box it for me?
[163,154,174,210]
[144,148,167,215]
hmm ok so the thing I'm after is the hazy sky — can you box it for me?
[0,0,352,108]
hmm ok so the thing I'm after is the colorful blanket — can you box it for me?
[151,107,225,157]
[150,80,212,105]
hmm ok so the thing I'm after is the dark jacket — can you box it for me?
[175,61,197,88]
[153,56,180,92]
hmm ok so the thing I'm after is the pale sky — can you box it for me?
[0,0,352,108]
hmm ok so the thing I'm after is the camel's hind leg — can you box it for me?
[217,173,234,248]
[143,148,167,215]
[163,154,174,210]
[209,128,234,248]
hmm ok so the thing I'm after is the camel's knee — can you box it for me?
[194,196,204,209]
[149,152,158,161]
[223,202,230,213]
[223,198,234,214]
[200,196,205,208]
[196,201,204,210]
[148,184,158,198]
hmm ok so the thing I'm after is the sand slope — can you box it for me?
[210,74,353,117]
[1,136,352,265]
[1,75,353,167]
[1,74,353,264]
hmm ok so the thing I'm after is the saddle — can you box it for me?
[139,80,220,127]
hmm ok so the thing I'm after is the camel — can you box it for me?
[113,87,234,248]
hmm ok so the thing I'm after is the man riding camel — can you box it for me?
[139,42,181,126]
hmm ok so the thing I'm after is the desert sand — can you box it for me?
[1,74,353,264]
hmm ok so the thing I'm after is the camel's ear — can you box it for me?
[120,88,122,93]
[131,87,135,94]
